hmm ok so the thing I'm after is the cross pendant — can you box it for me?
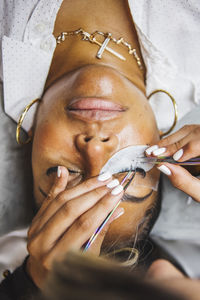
[96,33,112,59]
[95,34,126,61]
[83,31,126,61]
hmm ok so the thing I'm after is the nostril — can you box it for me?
[101,138,110,142]
[84,136,92,142]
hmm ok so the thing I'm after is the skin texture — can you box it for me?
[27,0,160,289]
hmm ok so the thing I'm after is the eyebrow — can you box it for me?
[38,186,153,203]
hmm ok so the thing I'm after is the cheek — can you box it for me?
[117,104,159,147]
[32,117,75,206]
[32,116,76,165]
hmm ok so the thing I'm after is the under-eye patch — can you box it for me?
[100,145,159,191]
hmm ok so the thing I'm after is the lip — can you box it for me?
[67,98,127,121]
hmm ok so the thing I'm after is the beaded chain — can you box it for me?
[56,28,143,71]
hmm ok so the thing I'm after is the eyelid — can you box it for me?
[122,190,153,203]
[117,169,146,177]
[46,166,82,176]
[68,168,81,174]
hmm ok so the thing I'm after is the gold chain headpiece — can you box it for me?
[56,28,143,71]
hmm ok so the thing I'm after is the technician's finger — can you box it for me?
[157,163,200,202]
[174,138,200,162]
[31,173,113,237]
[158,125,197,147]
[88,207,124,255]
[32,166,69,223]
[145,125,199,156]
[148,129,200,159]
[29,184,111,244]
[43,188,124,268]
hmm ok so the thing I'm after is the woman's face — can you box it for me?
[32,64,160,247]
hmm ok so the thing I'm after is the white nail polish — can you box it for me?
[113,209,124,220]
[57,166,61,178]
[145,145,159,155]
[107,179,119,189]
[173,148,183,161]
[153,147,166,156]
[98,171,112,181]
[111,185,123,195]
[157,165,172,176]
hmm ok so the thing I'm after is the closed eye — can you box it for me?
[122,190,153,203]
[46,166,80,176]
[117,168,146,178]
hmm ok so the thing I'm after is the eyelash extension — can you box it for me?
[46,166,80,176]
[46,166,58,176]
[118,167,146,178]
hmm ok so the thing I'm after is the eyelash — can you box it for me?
[46,166,80,176]
[117,167,146,177]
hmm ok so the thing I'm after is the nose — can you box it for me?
[75,133,119,177]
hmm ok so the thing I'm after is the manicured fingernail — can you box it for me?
[57,166,61,178]
[173,148,183,161]
[107,179,119,189]
[98,171,112,181]
[111,185,123,195]
[113,208,124,220]
[157,165,172,176]
[153,147,166,156]
[145,145,159,155]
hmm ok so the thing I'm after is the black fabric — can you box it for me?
[0,257,40,300]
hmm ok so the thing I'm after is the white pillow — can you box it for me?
[0,83,34,236]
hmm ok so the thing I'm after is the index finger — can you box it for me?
[33,166,69,221]
[158,125,197,147]
[158,163,200,202]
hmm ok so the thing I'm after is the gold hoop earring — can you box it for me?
[147,89,178,137]
[16,98,40,145]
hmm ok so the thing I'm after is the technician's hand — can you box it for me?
[145,125,200,202]
[26,167,124,289]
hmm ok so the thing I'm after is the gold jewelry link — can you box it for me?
[147,89,178,137]
[56,28,143,70]
[16,98,40,145]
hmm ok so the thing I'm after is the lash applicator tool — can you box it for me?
[84,145,153,252]
[143,156,200,166]
[83,169,137,252]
